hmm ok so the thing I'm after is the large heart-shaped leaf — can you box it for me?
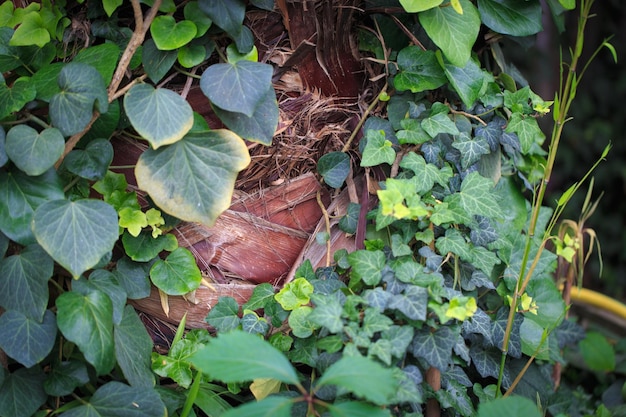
[32,199,119,278]
[0,168,64,245]
[44,360,90,397]
[73,42,121,86]
[150,15,197,51]
[0,367,47,417]
[150,247,201,295]
[56,290,115,375]
[58,381,166,417]
[200,60,273,117]
[9,12,49,47]
[114,306,156,388]
[64,138,114,181]
[419,0,480,67]
[478,0,543,37]
[5,125,64,176]
[74,270,126,325]
[124,84,193,149]
[0,309,56,368]
[211,86,278,145]
[0,78,36,119]
[317,151,350,189]
[135,130,250,226]
[0,244,53,321]
[198,0,245,36]
[50,63,109,136]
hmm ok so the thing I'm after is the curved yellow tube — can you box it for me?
[569,287,626,321]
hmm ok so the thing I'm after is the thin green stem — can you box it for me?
[180,370,202,417]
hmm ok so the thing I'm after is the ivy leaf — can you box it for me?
[381,325,415,359]
[362,307,393,336]
[200,60,273,117]
[0,309,56,368]
[421,112,460,137]
[33,199,119,278]
[470,246,501,276]
[50,63,108,137]
[400,152,453,194]
[477,395,542,417]
[219,396,293,417]
[212,87,278,145]
[74,270,126,326]
[478,0,543,36]
[56,290,115,375]
[58,381,166,417]
[505,113,545,154]
[150,247,202,295]
[317,151,350,189]
[73,42,120,86]
[308,292,344,333]
[288,306,317,338]
[475,117,505,151]
[338,202,360,234]
[5,125,63,176]
[190,330,300,385]
[361,129,396,167]
[275,278,314,311]
[553,318,585,349]
[64,138,113,181]
[411,326,458,371]
[348,249,386,286]
[152,339,198,388]
[316,355,398,405]
[458,171,503,219]
[397,118,432,145]
[114,306,156,388]
[0,78,36,120]
[442,56,493,108]
[9,12,49,47]
[135,130,250,226]
[241,311,269,335]
[122,231,178,262]
[184,2,213,37]
[205,296,241,332]
[114,256,152,300]
[492,307,522,358]
[388,286,428,321]
[44,360,90,397]
[142,39,178,83]
[363,287,392,311]
[150,15,197,51]
[419,0,480,67]
[436,228,472,260]
[198,0,245,36]
[242,283,276,311]
[399,0,443,12]
[452,134,491,170]
[124,84,193,149]
[526,279,565,329]
[0,244,52,321]
[0,367,47,417]
[326,401,392,417]
[394,47,446,93]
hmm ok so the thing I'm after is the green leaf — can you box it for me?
[212,86,278,145]
[221,396,294,417]
[198,0,245,36]
[421,112,459,137]
[339,203,360,234]
[444,56,494,108]
[361,129,396,167]
[458,171,503,219]
[470,245,501,276]
[274,277,313,311]
[122,231,178,262]
[477,395,541,417]
[316,356,398,405]
[288,307,315,339]
[308,292,344,333]
[56,290,115,375]
[525,278,565,328]
[74,270,126,325]
[453,134,491,170]
[142,39,178,83]
[505,113,545,154]
[348,249,386,286]
[150,15,197,51]
[5,125,64,176]
[242,283,276,310]
[190,330,300,385]
[394,47,446,93]
[64,138,114,181]
[200,60,273,117]
[241,311,269,335]
[0,309,56,368]
[44,360,90,397]
[59,381,166,417]
[0,78,36,119]
[9,12,49,47]
[478,0,543,36]
[33,199,119,278]
[150,247,202,295]
[124,84,193,149]
[388,286,428,321]
[205,296,241,332]
[419,0,480,67]
[114,256,152,299]
[50,63,108,136]
[103,0,123,16]
[177,43,209,68]
[579,331,615,372]
[400,152,453,193]
[327,401,391,417]
[0,244,52,321]
[184,2,213,37]
[399,0,443,12]
[436,228,471,260]
[411,326,457,370]
[74,42,120,86]
[318,151,350,188]
[0,367,47,417]
[152,338,199,388]
[135,130,250,226]
[0,169,64,244]
[397,118,432,145]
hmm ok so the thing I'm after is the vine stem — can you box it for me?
[496,0,595,394]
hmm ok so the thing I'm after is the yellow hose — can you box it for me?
[569,287,626,321]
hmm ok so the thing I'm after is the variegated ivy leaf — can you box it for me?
[399,152,453,194]
[458,171,503,219]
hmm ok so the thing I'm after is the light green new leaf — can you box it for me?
[50,63,109,136]
[317,151,350,188]
[442,56,494,108]
[505,113,545,154]
[458,171,503,219]
[0,310,56,368]
[0,169,64,245]
[150,15,197,51]
[73,42,120,86]
[221,396,294,417]
[316,356,398,405]
[9,12,49,47]
[198,0,245,36]
[114,306,156,388]
[189,330,300,385]
[124,84,193,149]
[0,367,47,417]
[275,277,314,311]
[5,125,64,176]
[399,0,443,12]
[212,86,278,145]
[56,290,115,375]
[103,0,123,16]
[361,129,396,167]
[478,0,543,36]
[0,78,37,120]
[0,244,53,321]
[200,60,273,117]
[150,247,202,295]
[64,138,113,181]
[419,0,480,67]
[348,250,386,286]
[135,130,250,226]
[59,381,166,417]
[32,199,119,278]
